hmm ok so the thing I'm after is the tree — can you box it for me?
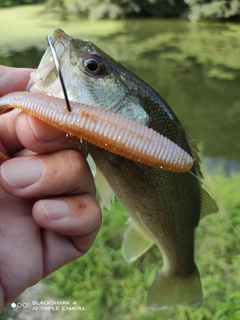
[0,0,45,7]
[45,0,187,19]
[184,0,240,21]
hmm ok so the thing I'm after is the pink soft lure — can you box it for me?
[0,91,193,172]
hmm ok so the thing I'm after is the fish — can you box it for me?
[0,29,218,309]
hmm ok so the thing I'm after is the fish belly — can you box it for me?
[90,147,202,308]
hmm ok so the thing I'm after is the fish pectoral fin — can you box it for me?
[87,154,97,176]
[122,220,154,263]
[95,167,115,210]
[87,155,115,210]
[147,267,202,309]
[200,187,218,218]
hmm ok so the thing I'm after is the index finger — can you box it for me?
[0,66,81,156]
[0,66,33,155]
[0,66,32,97]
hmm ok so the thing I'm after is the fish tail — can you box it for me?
[147,266,202,309]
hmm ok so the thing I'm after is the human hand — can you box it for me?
[0,66,101,309]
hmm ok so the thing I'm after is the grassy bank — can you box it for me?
[41,168,240,320]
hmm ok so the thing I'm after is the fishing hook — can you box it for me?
[46,35,72,112]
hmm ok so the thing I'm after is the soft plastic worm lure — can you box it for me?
[0,91,193,172]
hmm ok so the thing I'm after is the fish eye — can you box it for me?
[83,54,106,75]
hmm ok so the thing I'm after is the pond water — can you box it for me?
[1,19,240,170]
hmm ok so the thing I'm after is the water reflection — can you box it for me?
[203,156,240,175]
[0,47,44,69]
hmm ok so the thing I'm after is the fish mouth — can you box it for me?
[27,29,71,94]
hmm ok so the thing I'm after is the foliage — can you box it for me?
[0,0,44,7]
[42,168,240,319]
[0,305,11,320]
[45,0,187,20]
[44,0,240,20]
[185,0,240,21]
[1,0,240,21]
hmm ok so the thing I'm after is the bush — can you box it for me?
[185,0,240,21]
[0,0,45,7]
[45,0,187,20]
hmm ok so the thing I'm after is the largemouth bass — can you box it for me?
[0,29,218,309]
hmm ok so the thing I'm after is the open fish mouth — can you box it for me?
[27,29,71,95]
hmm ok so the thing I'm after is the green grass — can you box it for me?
[41,167,240,320]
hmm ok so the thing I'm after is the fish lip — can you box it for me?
[39,28,70,69]
[52,28,71,50]
[27,29,71,92]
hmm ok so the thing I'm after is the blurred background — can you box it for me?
[0,1,240,319]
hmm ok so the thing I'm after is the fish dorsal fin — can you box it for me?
[122,219,154,263]
[96,168,115,210]
[200,187,218,218]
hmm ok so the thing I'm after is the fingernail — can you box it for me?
[1,158,43,188]
[40,200,69,220]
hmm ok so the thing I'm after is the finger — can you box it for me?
[0,67,77,156]
[40,230,100,277]
[0,189,43,305]
[0,66,32,97]
[0,66,33,155]
[0,149,96,198]
[34,194,101,236]
[0,109,23,156]
[15,113,80,154]
[0,112,78,156]
[33,194,102,276]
